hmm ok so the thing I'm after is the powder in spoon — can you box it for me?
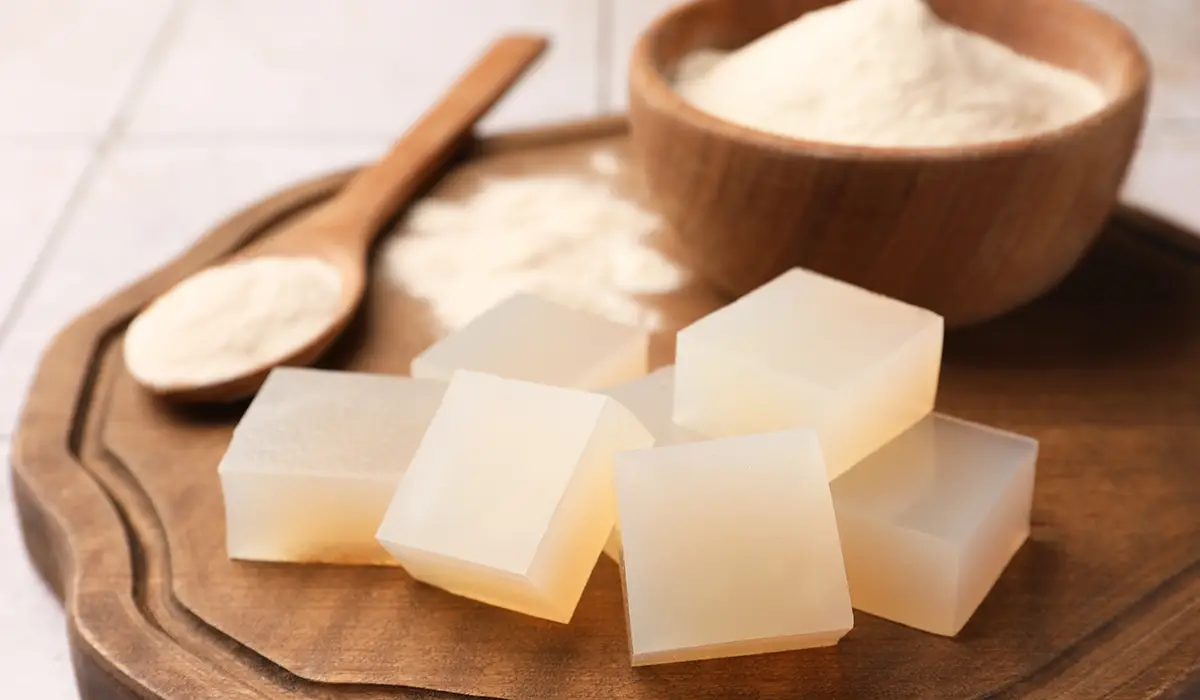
[124,257,342,390]
[380,166,686,331]
[674,0,1107,148]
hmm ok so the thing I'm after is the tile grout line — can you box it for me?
[0,0,189,350]
[596,0,615,113]
[102,0,191,141]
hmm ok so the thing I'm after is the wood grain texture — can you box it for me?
[11,118,1200,700]
[628,0,1150,326]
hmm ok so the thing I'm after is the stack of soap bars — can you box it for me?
[218,271,1038,666]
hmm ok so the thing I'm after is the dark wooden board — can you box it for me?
[11,117,1200,700]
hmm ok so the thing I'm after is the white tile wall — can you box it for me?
[1125,122,1200,229]
[0,146,92,328]
[1088,0,1200,121]
[127,0,602,136]
[608,0,680,111]
[0,0,174,135]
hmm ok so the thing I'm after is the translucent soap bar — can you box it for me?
[615,429,853,666]
[218,368,446,565]
[410,294,649,390]
[674,267,943,480]
[830,413,1038,636]
[376,370,654,623]
[600,366,701,561]
[602,366,701,447]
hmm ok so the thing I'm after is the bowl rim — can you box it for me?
[631,0,1152,161]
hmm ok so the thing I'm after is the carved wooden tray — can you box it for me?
[12,117,1200,699]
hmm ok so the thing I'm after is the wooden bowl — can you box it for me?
[628,0,1150,325]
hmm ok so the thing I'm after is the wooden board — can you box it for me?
[12,117,1200,700]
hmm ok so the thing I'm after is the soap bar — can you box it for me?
[830,413,1037,636]
[602,366,701,447]
[410,294,649,390]
[615,429,853,666]
[218,368,446,565]
[376,370,654,623]
[600,366,701,560]
[674,267,943,480]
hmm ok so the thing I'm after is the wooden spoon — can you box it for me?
[127,35,548,404]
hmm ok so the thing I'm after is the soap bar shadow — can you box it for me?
[952,536,1067,644]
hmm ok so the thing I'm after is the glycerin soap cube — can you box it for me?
[376,370,654,623]
[218,368,446,565]
[600,366,701,560]
[602,366,701,447]
[830,413,1038,636]
[411,294,649,390]
[674,268,943,480]
[615,429,853,666]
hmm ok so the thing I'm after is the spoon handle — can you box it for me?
[329,34,549,241]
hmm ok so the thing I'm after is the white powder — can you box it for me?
[124,257,342,389]
[381,166,686,331]
[675,0,1107,148]
[589,149,623,177]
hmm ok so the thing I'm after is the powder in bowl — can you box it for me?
[674,0,1107,148]
[124,256,342,391]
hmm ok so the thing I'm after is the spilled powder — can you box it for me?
[675,0,1106,148]
[380,151,686,331]
[589,149,623,177]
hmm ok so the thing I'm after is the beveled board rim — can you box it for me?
[10,113,1200,699]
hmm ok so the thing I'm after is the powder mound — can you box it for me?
[380,170,686,331]
[124,257,342,389]
[589,149,623,177]
[675,0,1107,148]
